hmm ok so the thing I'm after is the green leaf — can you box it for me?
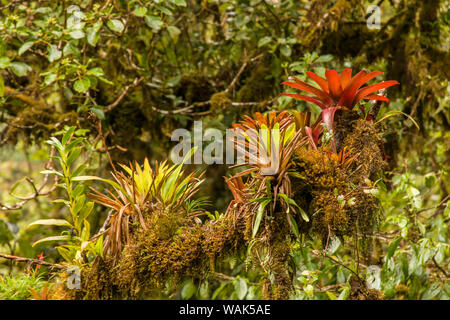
[107,19,124,33]
[338,287,350,300]
[0,57,10,69]
[87,21,102,46]
[72,195,86,216]
[169,0,187,6]
[67,147,82,167]
[0,39,5,56]
[253,199,270,238]
[199,281,209,300]
[44,73,57,85]
[27,219,73,229]
[133,6,147,17]
[167,25,181,37]
[47,45,62,62]
[326,291,338,300]
[280,44,292,57]
[145,15,163,30]
[57,246,75,263]
[212,283,227,300]
[278,193,309,222]
[234,277,247,300]
[181,280,196,299]
[69,30,85,39]
[95,235,104,258]
[40,169,64,177]
[71,176,124,195]
[86,67,104,77]
[421,283,441,300]
[62,126,76,146]
[79,201,94,223]
[32,235,75,247]
[287,213,300,238]
[18,41,35,55]
[10,62,32,77]
[316,54,333,63]
[386,237,402,261]
[258,36,272,47]
[73,78,90,93]
[90,107,105,120]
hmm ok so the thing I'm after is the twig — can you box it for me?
[432,256,449,278]
[0,253,66,270]
[224,54,264,94]
[416,195,450,215]
[0,147,58,211]
[105,77,143,113]
[94,116,116,172]
[311,250,363,281]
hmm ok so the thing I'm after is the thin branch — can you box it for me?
[432,256,449,278]
[224,54,264,94]
[311,249,363,281]
[0,253,66,270]
[0,147,58,211]
[105,77,143,113]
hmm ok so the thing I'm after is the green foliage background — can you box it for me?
[0,0,448,300]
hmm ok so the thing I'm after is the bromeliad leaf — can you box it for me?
[32,235,79,247]
[27,219,73,229]
[253,199,271,238]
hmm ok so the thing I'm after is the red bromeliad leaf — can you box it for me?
[281,69,399,152]
[340,68,353,89]
[306,71,329,93]
[282,77,332,104]
[325,69,342,99]
[363,94,390,102]
[281,93,326,109]
[305,126,322,150]
[354,80,399,103]
[322,107,340,132]
[283,69,398,110]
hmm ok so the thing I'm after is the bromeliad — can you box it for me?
[281,69,399,151]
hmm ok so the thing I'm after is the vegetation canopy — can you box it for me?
[0,0,448,301]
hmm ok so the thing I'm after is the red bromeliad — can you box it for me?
[281,69,399,152]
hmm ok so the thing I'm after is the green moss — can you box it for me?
[209,91,232,114]
[236,64,274,107]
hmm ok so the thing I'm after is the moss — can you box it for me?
[343,119,386,181]
[348,275,384,300]
[209,91,232,114]
[236,64,275,112]
[394,284,410,300]
[291,144,380,240]
[176,73,214,104]
[4,105,78,145]
[262,211,292,300]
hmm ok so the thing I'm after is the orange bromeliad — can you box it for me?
[282,69,399,122]
[281,69,399,151]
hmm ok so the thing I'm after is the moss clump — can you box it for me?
[236,64,275,112]
[394,284,410,300]
[202,214,245,260]
[348,275,385,300]
[209,91,232,114]
[333,109,360,153]
[176,73,214,104]
[4,105,78,145]
[343,119,386,180]
[291,146,380,240]
[262,210,292,300]
[112,210,205,297]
